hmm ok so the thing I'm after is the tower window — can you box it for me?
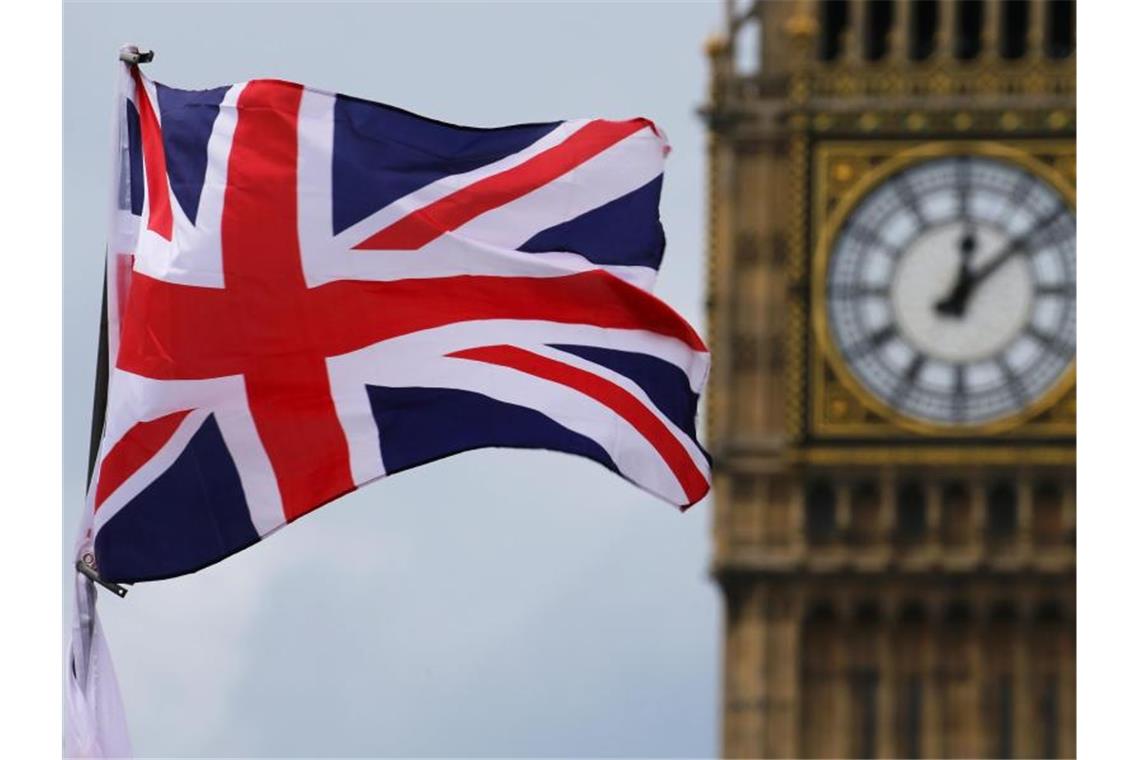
[901,674,923,758]
[1000,0,1029,59]
[1032,602,1066,759]
[866,0,894,61]
[995,674,1014,758]
[896,481,927,541]
[955,0,984,60]
[1047,0,1075,59]
[850,603,880,759]
[852,668,879,758]
[911,0,939,60]
[819,0,849,61]
[987,482,1018,540]
[1041,675,1060,759]
[801,604,839,758]
[1033,481,1064,545]
[807,481,837,543]
[765,478,793,546]
[734,18,760,77]
[897,604,925,757]
[942,481,971,545]
[985,605,1018,758]
[851,480,880,544]
[946,600,972,626]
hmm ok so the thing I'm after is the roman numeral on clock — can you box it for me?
[952,363,967,422]
[891,353,927,405]
[847,223,902,258]
[996,356,1029,407]
[829,283,889,300]
[1027,326,1074,357]
[998,170,1036,226]
[955,156,972,218]
[1036,282,1075,298]
[849,324,897,359]
[895,174,928,225]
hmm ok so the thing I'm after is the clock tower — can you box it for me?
[703,1,1075,758]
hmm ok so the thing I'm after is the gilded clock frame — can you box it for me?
[808,139,1076,438]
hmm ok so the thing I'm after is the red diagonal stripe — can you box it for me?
[132,69,173,241]
[95,409,192,511]
[448,344,707,506]
[353,119,652,251]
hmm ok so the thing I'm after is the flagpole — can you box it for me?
[77,44,155,598]
[77,262,128,596]
[86,266,109,487]
[88,45,150,485]
[65,48,155,758]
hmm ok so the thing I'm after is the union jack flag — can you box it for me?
[84,69,711,585]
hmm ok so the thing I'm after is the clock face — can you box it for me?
[825,155,1076,427]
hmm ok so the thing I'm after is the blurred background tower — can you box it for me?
[702,1,1074,757]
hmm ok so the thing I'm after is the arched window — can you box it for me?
[1000,0,1029,59]
[819,0,849,61]
[955,0,984,60]
[1047,0,1075,59]
[865,0,894,61]
[734,16,760,76]
[911,0,939,60]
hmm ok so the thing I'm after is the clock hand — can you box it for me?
[967,238,1024,289]
[934,225,977,318]
[934,206,1064,317]
[970,206,1065,289]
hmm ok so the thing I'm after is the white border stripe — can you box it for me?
[295,90,659,289]
[336,119,594,249]
[213,390,288,536]
[524,342,709,481]
[325,319,710,506]
[131,76,244,289]
[92,408,210,534]
[330,344,688,505]
[93,369,287,537]
[448,128,664,251]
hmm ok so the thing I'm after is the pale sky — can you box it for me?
[63,1,723,755]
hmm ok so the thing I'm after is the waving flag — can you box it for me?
[81,67,710,590]
[68,50,712,759]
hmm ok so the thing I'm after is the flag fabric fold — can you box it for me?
[66,567,131,758]
[68,52,710,756]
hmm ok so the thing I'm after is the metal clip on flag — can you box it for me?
[76,557,128,598]
[117,46,154,66]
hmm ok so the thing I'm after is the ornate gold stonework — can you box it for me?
[703,2,1076,758]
